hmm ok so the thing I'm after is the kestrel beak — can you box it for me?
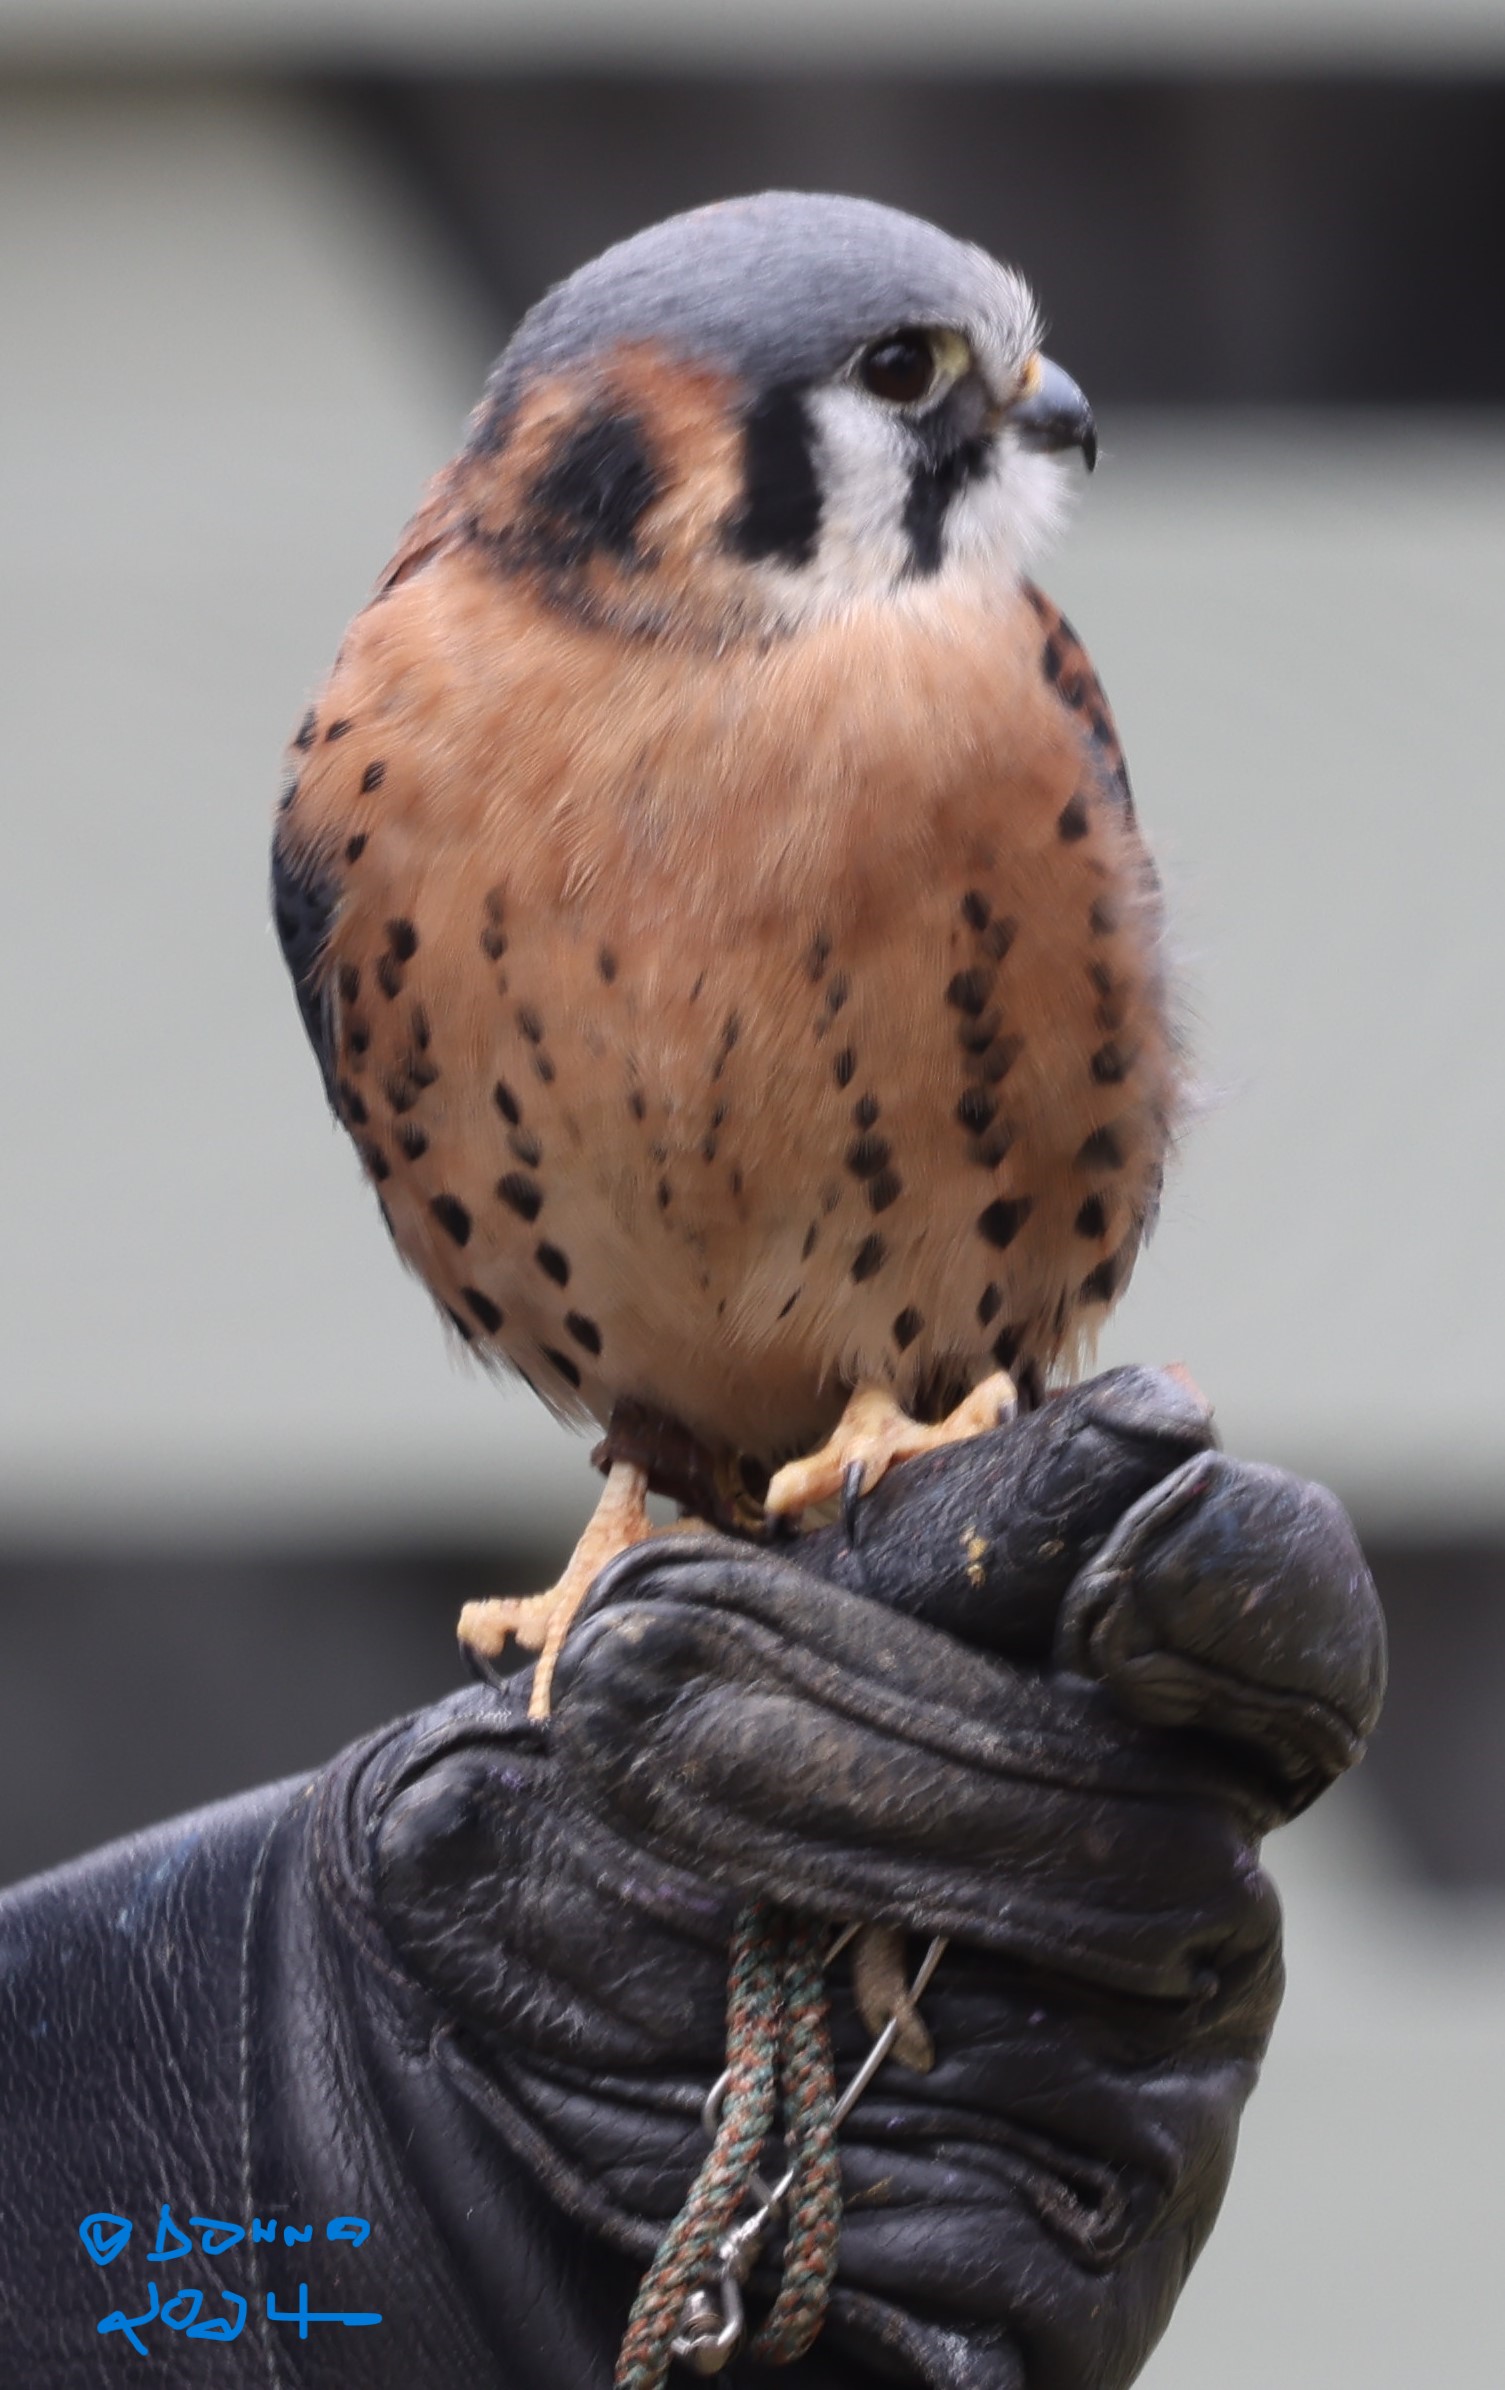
[1006,355,1097,472]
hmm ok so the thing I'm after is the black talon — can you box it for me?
[842,1460,866,1545]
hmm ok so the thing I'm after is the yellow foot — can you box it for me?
[764,1373,1017,1522]
[457,1460,651,1720]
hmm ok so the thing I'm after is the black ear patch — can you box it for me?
[526,409,660,570]
[271,827,341,1102]
[727,384,822,567]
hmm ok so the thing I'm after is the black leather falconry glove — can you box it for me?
[0,1367,1383,2390]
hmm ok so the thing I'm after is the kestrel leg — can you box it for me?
[458,1460,652,1720]
[764,1375,1018,1523]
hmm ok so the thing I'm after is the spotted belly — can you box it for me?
[326,835,1171,1471]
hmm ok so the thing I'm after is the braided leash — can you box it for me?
[615,1906,944,2387]
[746,1915,840,2366]
[614,1905,787,2388]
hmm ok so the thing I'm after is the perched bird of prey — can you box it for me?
[272,192,1178,1715]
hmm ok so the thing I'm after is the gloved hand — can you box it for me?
[0,1367,1383,2390]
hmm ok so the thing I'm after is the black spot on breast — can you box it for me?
[542,1345,582,1390]
[360,761,386,796]
[397,1124,428,1160]
[535,1242,570,1286]
[493,1080,521,1125]
[833,1048,857,1089]
[730,1167,744,1198]
[336,963,359,1003]
[957,1010,1004,1057]
[853,1094,880,1129]
[777,1289,801,1320]
[430,1195,472,1247]
[727,384,822,566]
[376,955,404,1002]
[711,1012,741,1080]
[1089,898,1119,937]
[851,1234,887,1282]
[509,1129,542,1168]
[326,719,352,742]
[359,1140,389,1183]
[992,1325,1023,1370]
[565,1311,601,1354]
[657,1179,672,1210]
[628,1088,647,1122]
[957,1088,996,1134]
[347,1022,369,1059]
[462,1287,504,1333]
[443,1305,475,1343]
[867,1169,902,1213]
[293,709,316,752]
[497,1173,542,1221]
[975,1123,1016,1168]
[528,408,659,569]
[892,1306,924,1350]
[846,1134,890,1181]
[961,890,991,931]
[701,1132,719,1163]
[977,1282,1002,1326]
[533,1053,556,1085]
[1078,1124,1125,1171]
[345,833,367,864]
[269,829,340,1101]
[409,1004,431,1052]
[975,1035,1024,1085]
[824,976,850,1017]
[1091,1042,1133,1085]
[337,1080,368,1126]
[982,917,1018,963]
[517,1006,544,1045]
[597,948,618,984]
[946,968,994,1018]
[1057,795,1090,842]
[1081,1249,1129,1304]
[977,1197,1033,1249]
[386,918,418,963]
[806,931,831,981]
[801,1223,818,1260]
[1076,1195,1109,1238]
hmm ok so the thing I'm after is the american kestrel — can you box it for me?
[272,193,1177,1715]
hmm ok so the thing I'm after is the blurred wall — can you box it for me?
[0,43,1502,2390]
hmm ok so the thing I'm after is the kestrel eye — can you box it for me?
[857,330,939,406]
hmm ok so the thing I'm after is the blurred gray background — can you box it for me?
[1,4,1502,2382]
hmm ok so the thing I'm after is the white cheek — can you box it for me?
[943,443,1074,584]
[806,386,915,589]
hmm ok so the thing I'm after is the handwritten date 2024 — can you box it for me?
[80,2205,380,2352]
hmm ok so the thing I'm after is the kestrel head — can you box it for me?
[457,191,1095,638]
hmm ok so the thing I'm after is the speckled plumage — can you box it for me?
[272,192,1178,1529]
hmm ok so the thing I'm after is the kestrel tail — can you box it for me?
[271,192,1180,1718]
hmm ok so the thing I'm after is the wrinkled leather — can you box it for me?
[0,1368,1384,2389]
